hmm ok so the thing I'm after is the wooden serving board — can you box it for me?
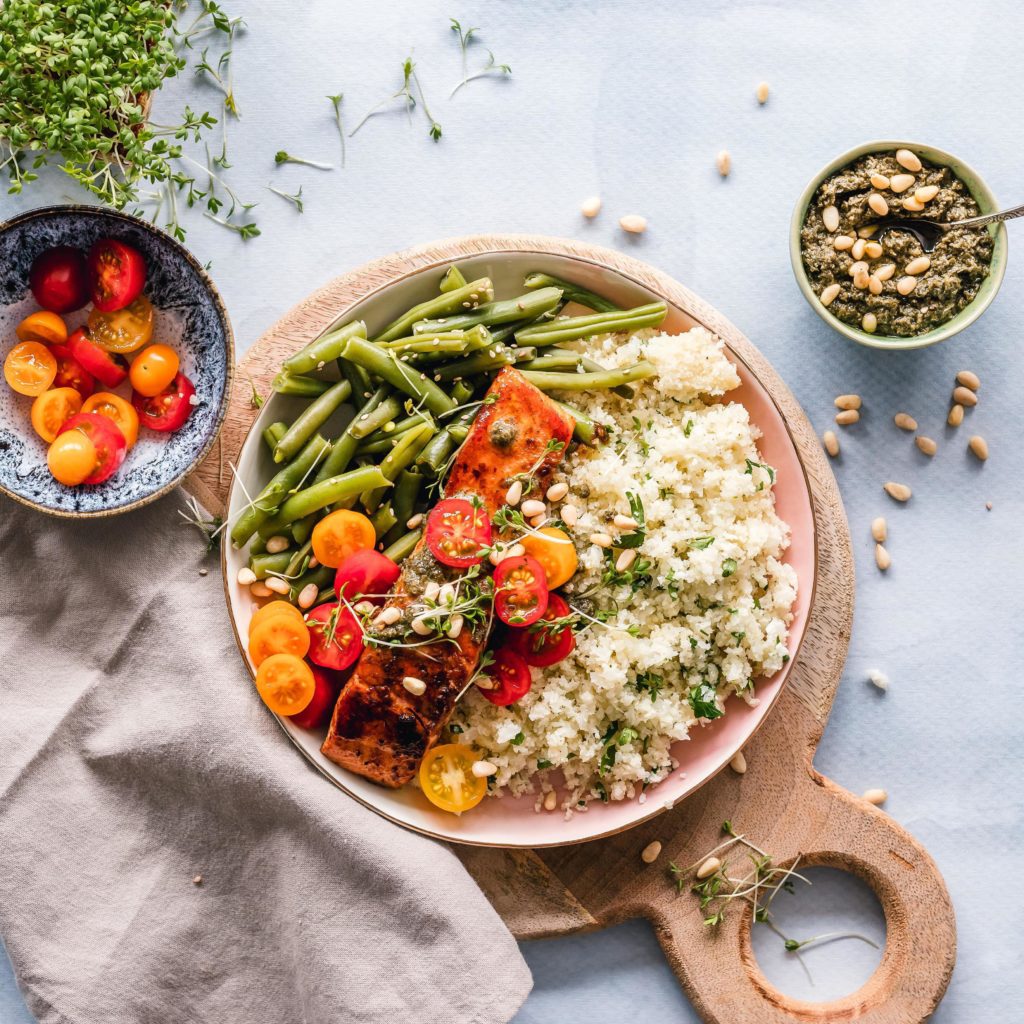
[188,235,955,1024]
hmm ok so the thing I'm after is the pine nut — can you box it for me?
[822,205,840,232]
[406,513,423,529]
[915,435,937,456]
[890,173,916,194]
[956,370,980,391]
[402,675,426,696]
[488,548,505,567]
[868,193,889,216]
[237,567,257,586]
[543,790,557,811]
[883,482,912,502]
[615,549,638,573]
[875,263,896,281]
[915,185,939,202]
[561,505,579,527]
[834,394,862,410]
[730,750,747,774]
[896,275,918,296]
[835,409,860,425]
[250,581,273,598]
[756,81,769,103]
[376,605,402,626]
[353,600,376,616]
[528,513,546,528]
[297,583,319,609]
[423,581,440,601]
[696,856,722,880]
[875,544,891,571]
[472,760,497,778]
[411,615,434,636]
[620,214,647,234]
[546,482,569,502]
[851,238,867,260]
[823,430,839,457]
[968,435,989,461]
[308,557,320,569]
[508,543,525,558]
[834,235,855,251]
[613,514,639,530]
[505,480,523,506]
[820,283,841,307]
[521,498,546,517]
[952,386,978,407]
[580,195,602,218]
[853,271,871,291]
[641,840,663,864]
[871,516,887,543]
[861,312,877,333]
[438,583,456,606]
[265,535,290,554]
[947,404,964,427]
[864,241,884,259]
[868,275,883,296]
[867,668,889,691]
[905,255,931,275]
[858,225,879,238]
[902,196,925,212]
[863,787,888,805]
[590,532,613,548]
[870,173,891,190]
[895,148,922,172]
[474,674,496,690]
[265,577,290,595]
[894,412,917,431]
[848,260,869,277]
[716,150,731,177]
[447,613,464,638]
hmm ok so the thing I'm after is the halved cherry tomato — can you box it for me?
[4,341,57,396]
[88,295,154,353]
[55,412,127,485]
[47,430,96,486]
[289,666,342,729]
[520,527,579,589]
[31,387,83,443]
[493,555,549,627]
[305,601,364,672]
[255,653,315,716]
[87,238,146,312]
[67,327,128,388]
[334,549,401,604]
[507,593,575,667]
[248,599,305,637]
[16,311,67,346]
[49,344,95,398]
[29,246,89,313]
[81,392,139,448]
[425,497,492,568]
[248,613,311,667]
[311,509,376,569]
[480,647,533,706]
[128,342,178,396]
[131,371,195,432]
[418,743,488,813]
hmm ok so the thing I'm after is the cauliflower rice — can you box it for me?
[447,327,798,812]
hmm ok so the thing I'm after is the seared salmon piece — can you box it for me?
[321,368,575,787]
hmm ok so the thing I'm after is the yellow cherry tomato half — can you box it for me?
[248,599,306,637]
[311,509,377,569]
[31,387,83,443]
[255,654,315,716]
[87,295,154,353]
[81,392,140,448]
[248,613,311,667]
[418,743,488,814]
[4,341,57,396]
[47,429,97,486]
[520,526,579,589]
[129,343,179,397]
[16,310,67,346]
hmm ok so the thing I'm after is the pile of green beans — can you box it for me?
[234,266,668,605]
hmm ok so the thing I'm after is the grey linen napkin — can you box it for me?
[0,490,532,1024]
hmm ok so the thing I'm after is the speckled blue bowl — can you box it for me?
[0,206,233,517]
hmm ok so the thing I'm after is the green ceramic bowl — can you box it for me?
[789,140,1008,350]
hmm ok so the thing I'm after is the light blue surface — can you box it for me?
[2,1,1022,1020]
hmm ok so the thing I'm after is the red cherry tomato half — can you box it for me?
[493,555,549,627]
[334,549,402,606]
[481,646,533,706]
[29,246,89,314]
[56,412,127,485]
[87,238,146,312]
[305,602,365,672]
[131,371,195,432]
[66,327,128,388]
[425,497,492,568]
[48,343,96,399]
[289,666,342,729]
[507,593,575,667]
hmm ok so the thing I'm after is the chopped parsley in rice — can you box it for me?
[446,327,798,813]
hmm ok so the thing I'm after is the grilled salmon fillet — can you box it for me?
[321,367,575,787]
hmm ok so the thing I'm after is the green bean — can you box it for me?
[554,400,610,445]
[230,434,332,547]
[362,422,435,512]
[439,265,467,292]
[451,379,475,405]
[310,385,389,484]
[249,551,293,579]
[347,394,403,439]
[339,357,374,402]
[248,534,268,556]
[271,372,333,398]
[514,302,668,348]
[339,336,456,416]
[263,421,287,453]
[517,349,634,398]
[259,465,391,533]
[370,503,398,540]
[283,320,366,375]
[380,331,467,350]
[430,344,536,382]
[389,468,423,533]
[291,515,316,544]
[416,430,456,472]
[523,272,620,313]
[273,378,352,463]
[285,538,313,578]
[413,286,562,334]
[288,565,334,604]
[382,527,422,562]
[446,423,470,444]
[519,361,656,392]
[355,414,436,456]
[372,278,494,343]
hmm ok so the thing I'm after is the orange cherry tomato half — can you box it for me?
[248,599,306,637]
[47,430,97,486]
[418,744,488,814]
[248,612,311,667]
[255,654,316,716]
[49,343,95,398]
[520,526,579,589]
[4,341,57,396]
[31,387,83,443]
[55,412,127,485]
[310,509,377,569]
[493,555,549,627]
[87,295,154,353]
[425,497,492,568]
[87,238,146,312]
[15,310,67,346]
[81,392,139,448]
[128,343,178,396]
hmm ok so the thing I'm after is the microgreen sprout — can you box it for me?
[327,93,346,167]
[274,151,334,170]
[351,56,418,135]
[248,378,265,408]
[266,183,304,213]
[178,496,224,554]
[451,49,512,98]
[410,66,443,141]
[204,212,261,239]
[449,18,479,90]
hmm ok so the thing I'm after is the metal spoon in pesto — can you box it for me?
[870,202,1024,252]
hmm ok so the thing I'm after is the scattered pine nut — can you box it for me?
[956,370,980,391]
[641,840,663,865]
[863,787,888,805]
[861,312,877,333]
[423,581,441,601]
[353,600,376,616]
[265,576,290,595]
[590,532,613,548]
[915,184,940,203]
[410,616,434,636]
[447,613,464,638]
[561,505,579,527]
[193,875,203,886]
[265,535,290,554]
[406,513,423,529]
[896,275,918,296]
[915,436,937,456]
[905,255,931,276]
[198,568,208,577]
[875,543,891,571]
[820,283,841,307]
[986,501,993,511]
[696,856,722,879]
[730,750,747,774]
[716,150,731,177]
[894,412,918,431]
[889,173,916,194]
[902,196,925,212]
[870,173,890,190]
[543,790,557,811]
[580,195,602,218]
[620,214,647,234]
[835,409,860,425]
[376,605,403,626]
[472,760,497,778]
[756,81,769,104]
[851,238,867,261]
[952,386,978,407]
[521,498,546,517]
[858,225,879,238]
[822,205,840,232]
[848,260,869,278]
[864,241,884,260]
[871,517,887,543]
[867,193,889,216]
[508,543,525,558]
[867,275,883,296]
[505,480,523,507]
[883,482,912,502]
[853,270,871,291]
[546,482,569,502]
[308,556,320,569]
[613,513,639,530]
[528,513,546,529]
[823,430,839,457]
[402,675,426,696]
[875,263,896,282]
[250,581,273,598]
[834,394,862,410]
[896,148,922,172]
[297,583,319,609]
[833,235,855,251]
[237,566,257,586]
[438,583,456,606]
[968,435,989,461]
[947,404,964,427]
[615,549,638,572]
[867,668,890,692]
